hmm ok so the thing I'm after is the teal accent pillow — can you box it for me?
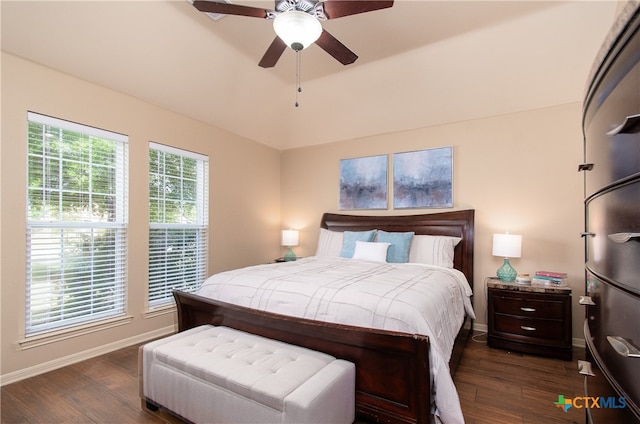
[376,230,415,263]
[339,230,377,258]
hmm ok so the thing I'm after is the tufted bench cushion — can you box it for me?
[140,325,355,424]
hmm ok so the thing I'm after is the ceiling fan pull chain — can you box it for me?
[295,49,301,107]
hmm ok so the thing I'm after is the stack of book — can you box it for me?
[531,271,568,287]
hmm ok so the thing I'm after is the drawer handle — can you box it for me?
[580,232,595,238]
[607,232,640,243]
[520,307,536,312]
[607,336,640,358]
[520,326,536,331]
[606,114,640,135]
[578,360,595,377]
[577,163,594,171]
[579,296,596,306]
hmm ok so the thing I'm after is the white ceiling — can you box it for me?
[1,1,617,150]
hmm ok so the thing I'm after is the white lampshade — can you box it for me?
[492,233,522,258]
[281,229,299,247]
[273,11,322,51]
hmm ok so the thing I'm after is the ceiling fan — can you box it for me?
[192,0,394,68]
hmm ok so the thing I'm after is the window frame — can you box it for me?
[25,112,129,338]
[147,142,209,308]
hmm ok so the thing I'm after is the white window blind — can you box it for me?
[148,142,208,306]
[26,112,128,336]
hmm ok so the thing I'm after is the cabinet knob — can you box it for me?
[578,360,595,376]
[579,296,596,306]
[577,163,594,171]
[607,336,640,358]
[606,113,640,135]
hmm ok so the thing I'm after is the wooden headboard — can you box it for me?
[320,209,475,289]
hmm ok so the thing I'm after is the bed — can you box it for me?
[173,209,475,424]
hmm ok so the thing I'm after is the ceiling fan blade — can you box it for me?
[322,0,393,19]
[315,30,358,65]
[259,37,287,68]
[193,1,269,18]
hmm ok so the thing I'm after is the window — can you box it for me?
[26,112,128,336]
[148,143,208,307]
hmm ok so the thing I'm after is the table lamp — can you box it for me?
[281,229,299,261]
[492,233,522,282]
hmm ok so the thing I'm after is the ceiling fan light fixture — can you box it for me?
[273,10,322,51]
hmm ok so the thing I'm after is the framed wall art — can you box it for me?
[339,155,388,210]
[393,147,453,208]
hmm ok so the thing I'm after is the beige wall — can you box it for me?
[1,53,281,381]
[281,103,586,343]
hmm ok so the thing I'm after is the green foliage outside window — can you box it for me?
[27,121,119,222]
[149,148,199,224]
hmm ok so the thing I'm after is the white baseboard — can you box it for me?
[472,322,585,348]
[572,337,586,348]
[473,323,488,333]
[1,324,176,386]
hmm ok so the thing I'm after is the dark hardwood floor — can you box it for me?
[457,333,584,424]
[1,332,585,424]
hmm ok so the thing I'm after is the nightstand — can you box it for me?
[486,277,572,360]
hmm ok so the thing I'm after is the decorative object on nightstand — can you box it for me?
[492,233,522,282]
[281,229,299,261]
[532,270,568,287]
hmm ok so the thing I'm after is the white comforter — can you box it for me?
[196,256,475,424]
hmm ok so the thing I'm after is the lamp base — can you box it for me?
[283,247,297,261]
[497,258,517,282]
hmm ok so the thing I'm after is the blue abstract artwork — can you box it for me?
[339,155,388,210]
[393,147,453,208]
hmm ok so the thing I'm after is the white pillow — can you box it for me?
[409,235,462,268]
[315,228,344,257]
[352,241,390,263]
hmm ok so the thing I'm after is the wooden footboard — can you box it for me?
[173,290,432,424]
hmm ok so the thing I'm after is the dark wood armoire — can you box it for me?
[580,3,640,423]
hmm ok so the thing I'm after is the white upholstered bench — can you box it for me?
[139,325,355,424]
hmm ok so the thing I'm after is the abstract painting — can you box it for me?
[339,155,388,210]
[393,147,453,208]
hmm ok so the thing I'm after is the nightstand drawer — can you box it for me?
[494,314,565,341]
[492,295,565,319]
